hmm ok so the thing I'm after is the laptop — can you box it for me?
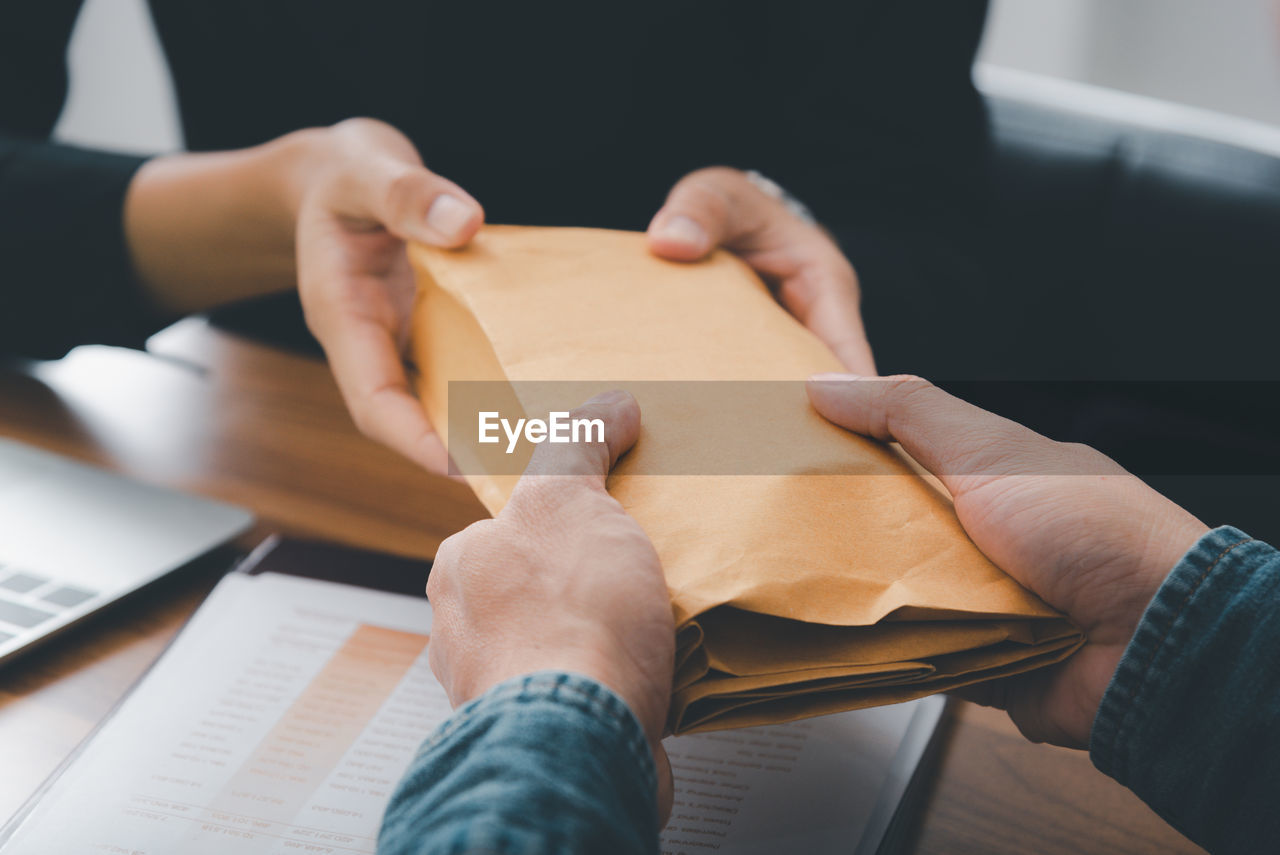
[0,437,253,666]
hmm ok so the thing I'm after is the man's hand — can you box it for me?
[648,167,875,375]
[807,373,1209,748]
[293,119,484,473]
[426,390,675,758]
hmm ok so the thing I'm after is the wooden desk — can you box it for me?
[0,319,1205,854]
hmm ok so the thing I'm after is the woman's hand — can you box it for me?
[647,167,875,375]
[807,373,1209,748]
[426,390,675,757]
[292,119,484,473]
[125,118,483,473]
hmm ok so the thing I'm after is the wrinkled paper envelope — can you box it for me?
[409,225,1083,734]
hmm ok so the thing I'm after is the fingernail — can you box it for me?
[590,389,630,405]
[809,372,862,382]
[654,215,707,249]
[425,194,474,241]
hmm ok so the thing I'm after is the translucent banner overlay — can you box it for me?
[444,380,1280,477]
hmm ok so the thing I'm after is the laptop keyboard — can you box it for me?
[0,572,47,594]
[0,598,55,629]
[0,564,100,645]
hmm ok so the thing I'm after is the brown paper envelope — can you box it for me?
[673,620,1081,732]
[677,638,1081,733]
[671,612,1076,687]
[698,610,1073,675]
[408,225,1084,734]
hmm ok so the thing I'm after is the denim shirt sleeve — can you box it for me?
[378,671,659,855]
[1091,526,1280,855]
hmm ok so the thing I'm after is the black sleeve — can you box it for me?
[0,0,161,360]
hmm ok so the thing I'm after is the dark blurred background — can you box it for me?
[46,0,1280,543]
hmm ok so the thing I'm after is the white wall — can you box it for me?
[52,0,1280,154]
[54,0,180,154]
[980,0,1280,126]
[979,0,1101,81]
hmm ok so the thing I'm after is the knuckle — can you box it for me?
[673,174,735,222]
[330,116,398,149]
[509,475,570,518]
[424,567,443,601]
[300,304,327,339]
[332,116,381,135]
[685,165,743,187]
[886,375,935,405]
[570,483,619,515]
[590,512,649,551]
[828,251,859,291]
[1057,441,1123,474]
[509,476,608,536]
[384,171,428,221]
[427,521,492,594]
[429,533,461,576]
[879,375,936,436]
[572,512,659,572]
[348,402,376,438]
[450,519,497,559]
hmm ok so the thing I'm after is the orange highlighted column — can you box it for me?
[208,625,429,828]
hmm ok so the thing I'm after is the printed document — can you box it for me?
[0,571,940,854]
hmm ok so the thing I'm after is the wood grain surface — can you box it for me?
[0,318,1205,853]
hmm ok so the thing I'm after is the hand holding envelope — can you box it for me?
[408,226,1083,735]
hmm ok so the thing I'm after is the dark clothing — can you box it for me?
[0,0,991,359]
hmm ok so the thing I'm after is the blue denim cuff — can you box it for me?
[1087,524,1280,855]
[379,671,658,855]
[418,671,657,794]
[1090,525,1256,777]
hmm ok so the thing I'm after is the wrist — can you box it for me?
[469,649,668,746]
[1076,511,1209,740]
[266,127,334,220]
[1128,511,1211,633]
[1075,484,1210,649]
[474,660,671,823]
[1090,526,1260,780]
[125,140,304,313]
[569,652,670,748]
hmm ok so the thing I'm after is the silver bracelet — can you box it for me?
[744,169,818,226]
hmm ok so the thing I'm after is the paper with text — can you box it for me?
[1,572,935,854]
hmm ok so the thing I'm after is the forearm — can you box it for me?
[1091,526,1280,854]
[379,672,659,855]
[123,128,323,316]
[0,129,321,359]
